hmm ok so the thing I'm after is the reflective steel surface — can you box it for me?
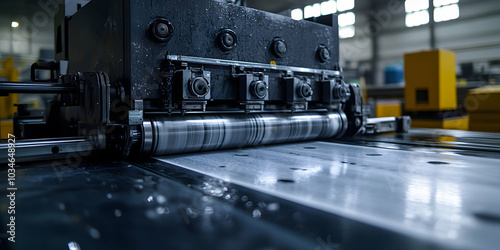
[0,160,321,250]
[155,140,500,250]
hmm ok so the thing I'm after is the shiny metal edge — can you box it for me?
[166,55,341,76]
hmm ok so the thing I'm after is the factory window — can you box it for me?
[405,0,429,13]
[434,1,459,22]
[405,0,459,27]
[291,8,303,20]
[339,25,355,39]
[291,1,355,39]
[321,0,337,15]
[405,0,429,27]
[304,3,322,19]
[338,12,355,38]
[405,9,429,27]
[338,12,355,26]
[337,0,355,12]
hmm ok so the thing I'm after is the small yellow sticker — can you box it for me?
[457,78,467,87]
[270,61,276,65]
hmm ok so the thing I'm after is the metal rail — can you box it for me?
[0,81,76,94]
[0,137,93,163]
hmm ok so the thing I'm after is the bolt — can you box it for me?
[333,85,347,99]
[222,33,234,47]
[155,22,169,37]
[218,29,237,52]
[321,49,330,60]
[317,45,331,62]
[189,77,210,97]
[272,38,287,58]
[149,18,173,42]
[250,80,267,99]
[298,83,313,98]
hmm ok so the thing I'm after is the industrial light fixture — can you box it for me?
[11,21,19,28]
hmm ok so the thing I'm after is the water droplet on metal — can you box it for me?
[58,202,66,210]
[145,209,159,219]
[204,206,214,215]
[241,196,248,202]
[67,241,81,250]
[156,206,169,214]
[89,227,100,239]
[267,202,280,211]
[106,193,112,199]
[258,202,267,208]
[147,195,154,202]
[134,184,144,191]
[156,194,167,204]
[245,201,253,207]
[252,209,261,218]
[114,209,122,217]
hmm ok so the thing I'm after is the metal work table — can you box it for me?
[1,129,500,250]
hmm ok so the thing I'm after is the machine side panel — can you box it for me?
[67,0,128,88]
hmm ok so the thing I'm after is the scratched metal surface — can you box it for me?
[155,140,500,250]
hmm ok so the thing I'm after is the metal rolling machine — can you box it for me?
[1,1,500,250]
[0,0,409,161]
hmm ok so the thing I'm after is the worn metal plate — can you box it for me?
[155,140,500,250]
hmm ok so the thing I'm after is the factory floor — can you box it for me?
[1,129,500,250]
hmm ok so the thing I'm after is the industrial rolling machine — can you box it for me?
[0,0,409,162]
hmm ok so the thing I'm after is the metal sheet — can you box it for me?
[0,160,319,249]
[155,140,500,250]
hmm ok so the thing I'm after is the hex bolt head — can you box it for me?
[250,80,268,99]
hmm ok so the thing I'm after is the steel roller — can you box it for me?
[141,112,348,155]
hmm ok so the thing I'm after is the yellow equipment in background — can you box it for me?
[404,50,468,130]
[0,57,19,139]
[375,99,402,118]
[466,85,500,133]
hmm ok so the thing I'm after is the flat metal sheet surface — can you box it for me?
[155,140,500,250]
[0,160,322,250]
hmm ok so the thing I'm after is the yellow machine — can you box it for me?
[404,50,468,130]
[466,85,500,133]
[375,99,402,118]
[0,57,19,139]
